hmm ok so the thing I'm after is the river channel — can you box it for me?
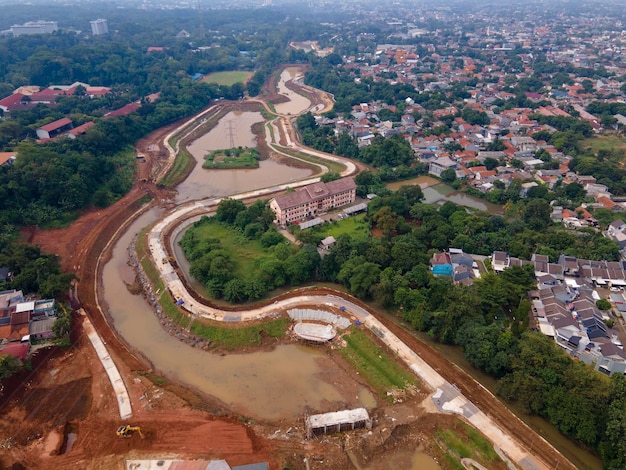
[274,67,311,115]
[103,209,375,420]
[102,73,374,420]
[176,110,313,203]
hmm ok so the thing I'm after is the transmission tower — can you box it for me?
[226,120,236,148]
[197,0,205,38]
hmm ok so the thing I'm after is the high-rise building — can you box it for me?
[10,21,58,37]
[90,19,109,36]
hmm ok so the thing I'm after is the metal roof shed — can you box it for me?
[298,218,324,229]
[306,408,372,439]
[232,464,269,470]
[343,203,367,215]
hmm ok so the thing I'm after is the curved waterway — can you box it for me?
[103,209,375,420]
[274,67,311,115]
[176,110,312,202]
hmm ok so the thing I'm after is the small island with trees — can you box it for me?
[203,147,259,169]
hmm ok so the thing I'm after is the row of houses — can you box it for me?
[532,286,626,375]
[428,245,626,374]
[0,289,57,347]
[34,117,96,141]
[0,82,111,114]
[488,251,626,374]
[492,251,626,288]
[430,248,479,285]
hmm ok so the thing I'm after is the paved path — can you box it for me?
[80,309,132,419]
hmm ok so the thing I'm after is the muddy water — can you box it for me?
[410,452,440,470]
[274,67,311,115]
[176,110,312,202]
[348,449,440,470]
[387,176,502,214]
[102,210,374,420]
[386,175,440,190]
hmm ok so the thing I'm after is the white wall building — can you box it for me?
[90,19,109,36]
[11,21,58,36]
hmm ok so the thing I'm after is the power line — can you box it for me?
[225,119,236,148]
[197,0,205,38]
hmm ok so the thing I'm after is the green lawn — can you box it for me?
[338,327,417,401]
[436,420,503,469]
[582,134,626,155]
[310,213,369,239]
[186,220,290,279]
[273,147,346,175]
[203,147,258,169]
[202,71,253,86]
[159,137,192,187]
[190,318,289,350]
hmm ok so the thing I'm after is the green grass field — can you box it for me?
[190,318,289,350]
[203,147,258,169]
[338,327,417,401]
[310,213,369,239]
[582,134,626,155]
[436,420,503,469]
[186,219,292,279]
[202,71,253,86]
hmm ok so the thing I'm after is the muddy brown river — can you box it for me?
[103,86,370,420]
[103,209,375,420]
[274,67,311,115]
[175,110,313,203]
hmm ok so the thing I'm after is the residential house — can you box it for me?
[0,294,57,343]
[0,342,29,363]
[66,121,94,139]
[0,92,30,113]
[105,102,141,118]
[318,236,336,255]
[491,251,510,272]
[0,267,12,282]
[428,156,457,177]
[606,219,626,249]
[0,152,16,166]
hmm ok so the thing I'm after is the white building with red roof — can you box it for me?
[0,93,29,113]
[36,117,73,140]
[66,121,94,139]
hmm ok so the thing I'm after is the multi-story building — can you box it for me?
[10,21,58,36]
[90,19,109,36]
[269,177,357,226]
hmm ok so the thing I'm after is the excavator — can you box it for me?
[116,425,144,439]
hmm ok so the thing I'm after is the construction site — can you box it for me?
[0,65,587,470]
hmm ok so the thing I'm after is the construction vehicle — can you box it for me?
[116,425,144,439]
